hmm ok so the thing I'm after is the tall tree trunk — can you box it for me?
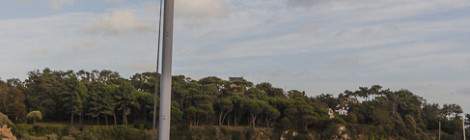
[218,113,223,126]
[105,116,109,126]
[222,110,232,126]
[265,117,268,127]
[189,119,193,128]
[234,115,238,126]
[113,113,117,126]
[123,112,128,126]
[251,114,257,128]
[79,112,83,125]
[195,115,199,126]
[71,113,74,125]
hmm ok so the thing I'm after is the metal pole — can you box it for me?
[158,0,174,139]
[464,115,466,140]
[153,0,164,131]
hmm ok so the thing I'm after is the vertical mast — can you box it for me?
[153,0,164,131]
[158,0,174,139]
[464,115,466,140]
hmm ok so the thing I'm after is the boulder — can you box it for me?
[0,125,16,140]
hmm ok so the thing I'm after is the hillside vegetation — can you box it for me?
[0,68,469,140]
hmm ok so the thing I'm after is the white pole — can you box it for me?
[464,114,466,140]
[153,0,164,131]
[158,0,174,139]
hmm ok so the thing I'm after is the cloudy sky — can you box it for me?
[1,0,470,112]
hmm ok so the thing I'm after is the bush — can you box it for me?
[76,126,153,140]
[26,111,43,124]
[30,124,66,137]
[16,124,277,140]
[62,136,76,140]
[20,133,58,140]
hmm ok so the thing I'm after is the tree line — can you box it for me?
[0,68,468,139]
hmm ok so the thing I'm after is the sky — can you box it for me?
[0,0,470,112]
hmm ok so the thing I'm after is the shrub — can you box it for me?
[29,124,65,137]
[26,111,43,124]
[76,126,152,140]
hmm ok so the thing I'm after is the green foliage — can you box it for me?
[0,79,26,122]
[1,69,467,139]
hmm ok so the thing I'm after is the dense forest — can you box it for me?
[0,68,469,140]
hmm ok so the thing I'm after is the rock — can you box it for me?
[0,125,16,140]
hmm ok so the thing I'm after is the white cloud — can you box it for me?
[49,0,75,10]
[103,0,126,4]
[176,0,470,60]
[45,0,127,10]
[175,0,229,18]
[88,10,152,35]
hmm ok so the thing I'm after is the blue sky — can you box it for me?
[1,0,470,112]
